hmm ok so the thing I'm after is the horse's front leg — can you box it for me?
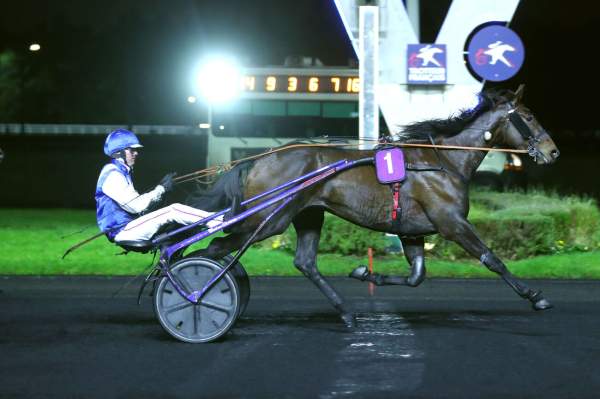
[349,236,426,287]
[436,216,552,311]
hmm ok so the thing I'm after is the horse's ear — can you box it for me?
[514,84,525,103]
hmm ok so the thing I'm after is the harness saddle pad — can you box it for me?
[375,147,406,184]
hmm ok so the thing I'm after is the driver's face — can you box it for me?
[124,148,139,167]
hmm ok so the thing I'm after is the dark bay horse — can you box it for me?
[188,86,560,327]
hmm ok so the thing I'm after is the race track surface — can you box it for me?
[1,276,599,399]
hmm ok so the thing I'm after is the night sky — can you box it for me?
[1,0,599,131]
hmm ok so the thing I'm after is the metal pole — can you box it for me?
[406,0,420,42]
[207,103,214,166]
[358,6,379,150]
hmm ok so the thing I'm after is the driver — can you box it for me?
[95,128,222,244]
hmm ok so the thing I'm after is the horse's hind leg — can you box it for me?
[401,237,427,286]
[195,213,293,260]
[293,208,356,328]
[349,236,426,287]
[192,232,252,260]
[437,217,552,311]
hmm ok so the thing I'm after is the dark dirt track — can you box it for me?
[1,276,600,399]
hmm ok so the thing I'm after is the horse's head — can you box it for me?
[497,85,560,165]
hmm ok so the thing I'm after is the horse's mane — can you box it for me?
[277,137,351,147]
[398,89,513,141]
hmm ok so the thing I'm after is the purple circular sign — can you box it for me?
[467,25,524,82]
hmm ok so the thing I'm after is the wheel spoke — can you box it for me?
[200,300,235,315]
[193,304,200,335]
[172,272,194,294]
[164,300,193,315]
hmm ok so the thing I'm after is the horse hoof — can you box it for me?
[341,312,357,328]
[349,265,369,281]
[533,298,553,311]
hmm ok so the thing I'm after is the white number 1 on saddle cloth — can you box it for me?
[375,148,406,184]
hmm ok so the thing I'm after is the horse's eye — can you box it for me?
[525,115,533,122]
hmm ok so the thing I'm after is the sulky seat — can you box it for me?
[116,240,156,254]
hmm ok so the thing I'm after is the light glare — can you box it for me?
[196,58,241,104]
[29,43,41,51]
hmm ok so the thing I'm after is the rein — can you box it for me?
[174,141,528,185]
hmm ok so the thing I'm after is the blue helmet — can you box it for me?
[103,129,143,157]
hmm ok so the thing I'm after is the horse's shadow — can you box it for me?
[99,313,156,326]
[86,307,555,343]
[394,309,555,337]
[234,308,556,338]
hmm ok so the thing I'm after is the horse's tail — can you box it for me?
[186,161,254,213]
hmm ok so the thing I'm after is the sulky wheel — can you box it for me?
[153,257,240,343]
[186,250,251,318]
[219,255,250,318]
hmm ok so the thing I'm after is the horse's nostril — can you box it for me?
[551,149,560,159]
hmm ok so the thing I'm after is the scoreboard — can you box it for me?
[239,67,359,101]
[242,74,360,94]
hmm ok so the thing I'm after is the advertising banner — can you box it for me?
[407,44,447,85]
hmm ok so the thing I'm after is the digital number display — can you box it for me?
[241,75,360,94]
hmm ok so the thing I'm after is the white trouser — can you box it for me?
[114,203,223,243]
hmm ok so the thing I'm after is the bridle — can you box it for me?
[506,106,548,163]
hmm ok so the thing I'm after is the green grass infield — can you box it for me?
[1,209,599,278]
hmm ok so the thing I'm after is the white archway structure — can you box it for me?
[334,0,520,134]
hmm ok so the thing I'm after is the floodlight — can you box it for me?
[29,43,41,52]
[195,58,241,104]
[187,96,197,103]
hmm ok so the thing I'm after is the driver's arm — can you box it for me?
[102,170,165,214]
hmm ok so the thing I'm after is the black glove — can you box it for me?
[159,172,177,192]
